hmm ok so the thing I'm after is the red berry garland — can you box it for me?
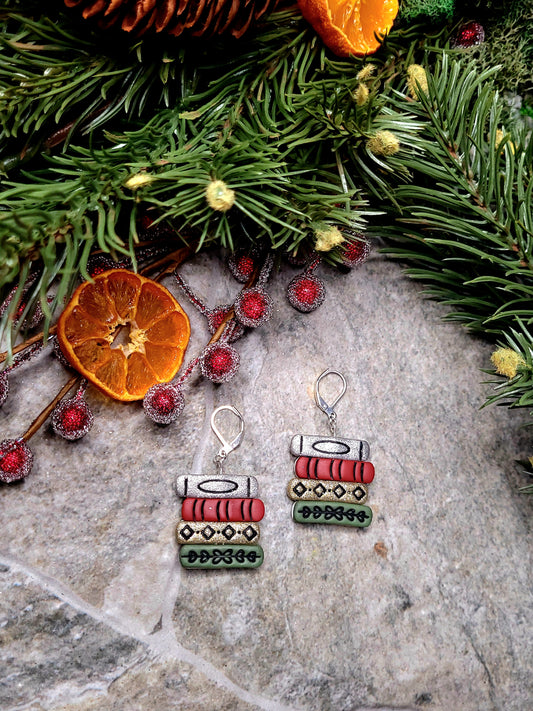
[339,237,371,268]
[454,21,485,48]
[228,253,257,283]
[143,383,185,424]
[51,396,94,440]
[0,372,9,407]
[234,288,273,328]
[200,343,240,383]
[0,439,34,483]
[287,274,326,313]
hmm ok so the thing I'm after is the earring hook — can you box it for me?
[211,405,245,469]
[314,369,347,435]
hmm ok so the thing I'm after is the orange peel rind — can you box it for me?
[297,0,399,57]
[57,269,190,401]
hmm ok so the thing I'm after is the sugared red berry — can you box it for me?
[287,274,326,313]
[228,253,257,283]
[51,397,94,440]
[0,439,33,483]
[200,343,240,383]
[339,237,371,268]
[143,383,184,424]
[454,21,485,48]
[234,288,273,328]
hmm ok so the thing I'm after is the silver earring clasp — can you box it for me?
[314,368,347,436]
[211,405,245,471]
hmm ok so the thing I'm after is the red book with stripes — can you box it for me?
[181,497,265,522]
[294,456,375,484]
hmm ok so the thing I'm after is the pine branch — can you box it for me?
[370,52,533,436]
[0,6,434,348]
[380,53,533,333]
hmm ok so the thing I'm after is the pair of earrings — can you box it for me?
[175,369,375,570]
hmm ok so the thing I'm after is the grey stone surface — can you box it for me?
[1,252,532,710]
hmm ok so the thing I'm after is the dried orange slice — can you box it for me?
[297,0,398,57]
[57,270,190,401]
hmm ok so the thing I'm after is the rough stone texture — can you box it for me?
[1,252,532,711]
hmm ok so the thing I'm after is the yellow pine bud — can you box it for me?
[491,347,525,379]
[314,225,344,252]
[356,64,376,82]
[406,64,428,99]
[354,83,369,106]
[124,173,153,190]
[494,128,515,154]
[366,130,400,156]
[206,180,235,212]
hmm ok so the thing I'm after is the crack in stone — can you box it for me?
[462,625,499,711]
[0,551,297,711]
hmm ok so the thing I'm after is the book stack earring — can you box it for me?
[176,405,264,569]
[287,370,374,529]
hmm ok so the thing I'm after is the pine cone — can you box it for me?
[64,0,279,38]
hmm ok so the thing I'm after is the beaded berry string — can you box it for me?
[144,253,274,424]
[287,255,326,313]
[51,380,94,440]
[174,272,244,343]
[0,374,80,483]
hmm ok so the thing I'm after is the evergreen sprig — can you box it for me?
[484,324,533,412]
[0,4,431,337]
[378,52,533,442]
[1,1,531,475]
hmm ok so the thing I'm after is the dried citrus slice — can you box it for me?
[57,270,190,401]
[297,0,398,57]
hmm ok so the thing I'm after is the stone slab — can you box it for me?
[1,251,532,710]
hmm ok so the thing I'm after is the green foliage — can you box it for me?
[0,4,437,336]
[451,0,533,99]
[0,0,532,469]
[470,13,533,96]
[485,325,533,412]
[399,0,455,23]
[380,52,533,433]
[0,8,196,159]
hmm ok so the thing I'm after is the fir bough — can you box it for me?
[379,52,533,461]
[0,1,531,476]
[0,4,432,330]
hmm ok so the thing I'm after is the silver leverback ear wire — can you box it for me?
[211,405,245,474]
[314,368,347,436]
